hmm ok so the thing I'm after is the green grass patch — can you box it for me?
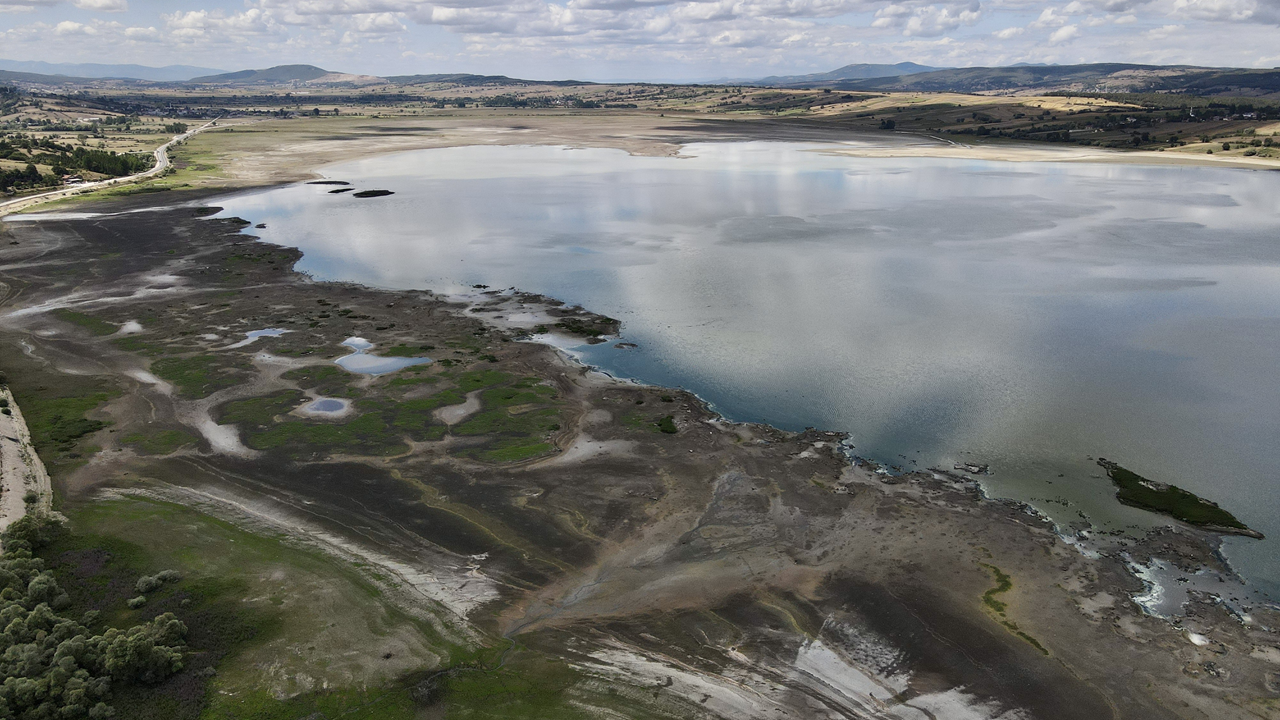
[382,344,434,357]
[454,408,560,437]
[52,308,117,336]
[466,439,555,464]
[121,428,197,455]
[50,495,452,719]
[1098,459,1250,530]
[247,412,407,457]
[151,355,252,399]
[656,415,678,434]
[215,390,305,426]
[205,685,420,720]
[455,369,511,392]
[0,345,120,474]
[281,364,358,397]
[387,375,439,387]
[388,392,463,440]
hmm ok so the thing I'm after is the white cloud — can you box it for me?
[73,0,127,11]
[2,0,1280,80]
[1031,6,1069,25]
[54,18,96,33]
[1047,22,1079,40]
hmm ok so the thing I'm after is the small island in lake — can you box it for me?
[1097,458,1262,538]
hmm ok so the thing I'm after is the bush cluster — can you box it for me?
[0,515,187,719]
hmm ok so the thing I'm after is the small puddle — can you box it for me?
[224,328,288,349]
[335,336,431,375]
[296,397,352,418]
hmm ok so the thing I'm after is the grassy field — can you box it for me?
[0,342,120,477]
[49,495,452,720]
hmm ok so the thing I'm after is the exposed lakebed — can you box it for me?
[216,140,1280,597]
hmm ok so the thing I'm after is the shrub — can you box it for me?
[135,575,163,594]
[127,595,148,608]
[155,569,182,584]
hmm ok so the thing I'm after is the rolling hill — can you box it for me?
[750,62,941,87]
[0,60,223,82]
[825,63,1280,98]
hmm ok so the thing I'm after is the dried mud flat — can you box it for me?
[1,193,1279,720]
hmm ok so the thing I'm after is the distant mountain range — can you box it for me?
[747,62,942,87]
[0,59,223,82]
[2,61,1278,99]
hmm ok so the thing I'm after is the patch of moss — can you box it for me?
[281,364,358,397]
[121,429,197,455]
[382,344,434,358]
[215,391,305,426]
[52,308,117,336]
[453,407,560,438]
[1098,459,1249,531]
[455,370,510,392]
[151,355,252,399]
[247,412,407,457]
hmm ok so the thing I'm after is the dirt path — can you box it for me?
[0,385,51,537]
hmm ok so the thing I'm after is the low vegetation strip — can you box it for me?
[1096,458,1258,536]
[978,563,1048,656]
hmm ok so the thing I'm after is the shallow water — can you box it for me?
[224,328,288,349]
[216,141,1280,597]
[304,398,348,414]
[334,336,431,375]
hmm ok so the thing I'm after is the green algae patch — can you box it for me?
[1097,458,1258,536]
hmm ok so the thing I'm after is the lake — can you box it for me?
[214,140,1280,598]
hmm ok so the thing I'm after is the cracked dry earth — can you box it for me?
[1,193,1279,719]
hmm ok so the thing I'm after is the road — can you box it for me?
[0,117,222,218]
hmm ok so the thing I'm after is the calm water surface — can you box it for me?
[215,141,1280,597]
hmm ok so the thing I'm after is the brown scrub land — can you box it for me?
[0,115,1279,720]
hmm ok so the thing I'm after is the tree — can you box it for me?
[0,515,188,719]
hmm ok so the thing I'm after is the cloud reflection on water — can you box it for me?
[218,141,1280,596]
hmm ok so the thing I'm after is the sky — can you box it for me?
[0,0,1277,82]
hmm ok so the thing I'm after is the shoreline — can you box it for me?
[11,113,1277,221]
